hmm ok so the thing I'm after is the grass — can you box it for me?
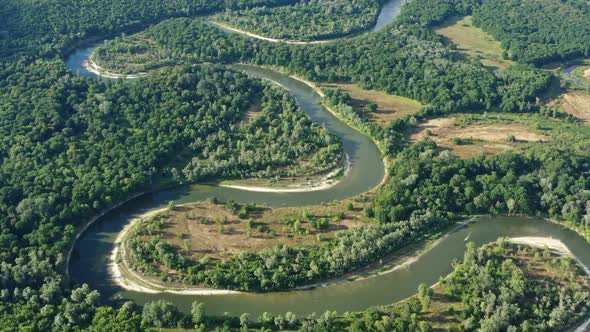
[130,194,374,262]
[409,114,549,158]
[556,92,590,124]
[410,112,590,158]
[322,83,423,127]
[434,16,514,71]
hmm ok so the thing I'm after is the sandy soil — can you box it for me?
[497,235,590,332]
[110,205,242,295]
[410,117,545,158]
[560,92,590,124]
[84,58,148,79]
[221,158,348,192]
[584,68,590,79]
[141,200,365,259]
[66,191,147,276]
[208,21,334,45]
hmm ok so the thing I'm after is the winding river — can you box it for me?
[65,1,590,329]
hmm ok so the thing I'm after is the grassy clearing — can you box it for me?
[409,115,548,158]
[556,92,590,124]
[134,195,373,261]
[322,83,423,127]
[434,16,513,70]
[412,112,590,158]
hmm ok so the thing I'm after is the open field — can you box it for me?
[557,92,590,124]
[434,16,513,70]
[410,117,547,158]
[323,83,423,126]
[133,196,373,260]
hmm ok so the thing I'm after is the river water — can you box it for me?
[64,2,590,327]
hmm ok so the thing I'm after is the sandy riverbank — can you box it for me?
[508,236,590,275]
[509,236,590,332]
[220,156,349,193]
[208,20,335,45]
[110,205,242,295]
[83,58,148,79]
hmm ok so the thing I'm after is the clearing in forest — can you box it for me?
[139,197,372,260]
[434,16,513,70]
[324,83,423,127]
[558,92,590,124]
[410,117,546,158]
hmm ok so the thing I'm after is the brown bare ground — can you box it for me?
[239,103,262,124]
[560,92,590,124]
[146,197,371,260]
[584,69,590,79]
[323,83,422,127]
[410,117,546,158]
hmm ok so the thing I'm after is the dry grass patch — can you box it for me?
[558,92,590,124]
[410,117,547,158]
[144,196,372,260]
[323,83,422,127]
[434,16,513,70]
[239,103,262,124]
[585,69,590,79]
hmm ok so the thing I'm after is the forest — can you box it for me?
[1,0,590,330]
[471,0,590,65]
[0,60,340,329]
[212,0,381,41]
[92,241,590,330]
[98,16,557,116]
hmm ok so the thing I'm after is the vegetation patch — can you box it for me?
[126,197,371,263]
[210,0,380,41]
[91,32,175,75]
[322,83,423,127]
[557,92,590,124]
[325,240,590,331]
[434,16,513,70]
[409,116,547,158]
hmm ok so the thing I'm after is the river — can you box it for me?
[64,2,590,327]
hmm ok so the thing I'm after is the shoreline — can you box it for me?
[83,57,148,79]
[65,191,148,276]
[508,236,590,275]
[207,20,342,45]
[112,213,466,296]
[110,204,242,295]
[219,154,349,193]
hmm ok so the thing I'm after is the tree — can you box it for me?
[191,301,205,327]
[417,283,431,311]
[141,300,180,328]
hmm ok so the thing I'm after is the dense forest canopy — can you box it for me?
[471,0,590,65]
[1,0,590,330]
[212,0,381,41]
[95,13,560,115]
